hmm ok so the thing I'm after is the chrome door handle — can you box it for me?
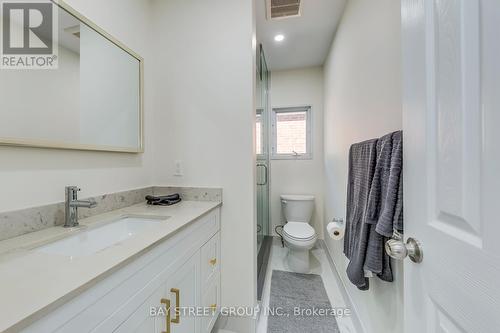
[385,237,423,263]
[257,164,268,186]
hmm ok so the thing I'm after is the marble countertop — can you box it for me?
[0,200,221,333]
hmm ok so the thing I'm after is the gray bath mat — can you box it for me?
[267,270,340,333]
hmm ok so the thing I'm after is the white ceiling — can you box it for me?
[256,0,346,71]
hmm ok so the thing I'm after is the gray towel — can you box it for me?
[344,139,378,290]
[391,132,404,233]
[393,176,403,232]
[364,224,393,282]
[363,131,403,281]
[366,131,404,237]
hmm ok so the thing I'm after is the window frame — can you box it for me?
[271,106,312,160]
[256,108,266,158]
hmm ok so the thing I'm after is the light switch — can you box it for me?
[174,160,183,176]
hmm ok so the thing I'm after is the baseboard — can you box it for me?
[318,240,366,333]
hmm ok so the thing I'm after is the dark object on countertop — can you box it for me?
[145,194,182,206]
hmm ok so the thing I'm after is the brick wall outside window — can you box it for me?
[276,111,307,154]
[256,114,262,155]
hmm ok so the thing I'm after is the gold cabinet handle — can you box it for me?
[170,288,180,324]
[209,258,217,266]
[210,303,217,310]
[161,298,171,333]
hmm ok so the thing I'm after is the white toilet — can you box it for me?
[280,194,317,273]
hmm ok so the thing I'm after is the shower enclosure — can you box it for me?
[256,45,271,300]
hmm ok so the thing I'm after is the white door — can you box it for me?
[166,253,200,333]
[114,286,166,333]
[402,0,500,332]
[115,254,200,333]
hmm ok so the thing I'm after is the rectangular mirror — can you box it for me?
[0,0,144,152]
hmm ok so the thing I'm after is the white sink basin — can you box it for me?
[36,216,168,258]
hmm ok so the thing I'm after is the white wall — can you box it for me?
[269,67,325,238]
[0,0,154,212]
[323,0,403,332]
[149,0,256,331]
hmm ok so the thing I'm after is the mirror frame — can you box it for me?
[0,0,145,153]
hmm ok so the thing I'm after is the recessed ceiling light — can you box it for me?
[274,34,285,42]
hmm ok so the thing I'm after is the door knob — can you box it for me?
[385,237,423,263]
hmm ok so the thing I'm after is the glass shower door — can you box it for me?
[256,45,271,301]
[256,125,269,251]
[256,45,270,252]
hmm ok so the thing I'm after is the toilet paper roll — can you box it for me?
[327,221,345,240]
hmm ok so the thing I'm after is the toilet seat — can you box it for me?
[283,222,316,241]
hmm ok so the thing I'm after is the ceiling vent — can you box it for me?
[267,0,301,20]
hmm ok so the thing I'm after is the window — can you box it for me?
[271,106,312,159]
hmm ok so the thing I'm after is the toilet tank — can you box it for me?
[281,195,315,223]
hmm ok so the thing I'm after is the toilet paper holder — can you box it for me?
[329,218,345,237]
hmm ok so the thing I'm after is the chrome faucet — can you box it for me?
[64,186,97,228]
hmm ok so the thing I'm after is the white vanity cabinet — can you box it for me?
[22,208,221,333]
[115,254,200,333]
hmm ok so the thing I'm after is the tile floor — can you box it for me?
[256,238,357,333]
